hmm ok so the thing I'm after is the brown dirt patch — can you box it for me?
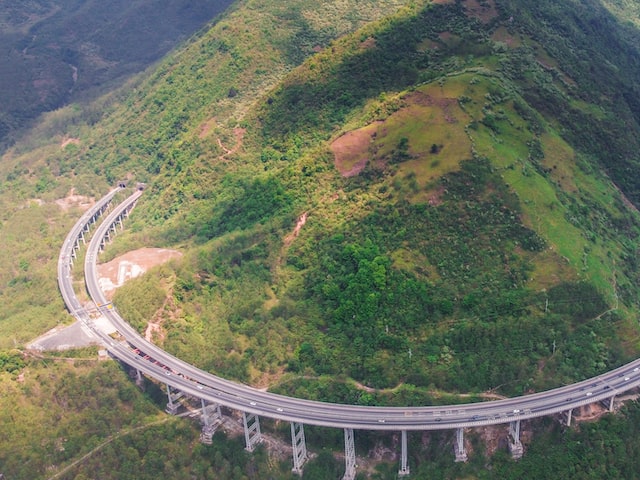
[199,118,217,139]
[217,127,246,159]
[283,212,308,248]
[360,37,376,50]
[406,90,460,123]
[55,188,94,211]
[97,247,182,300]
[61,137,80,148]
[491,26,522,48]
[463,0,498,23]
[426,186,446,206]
[573,402,608,422]
[331,121,381,176]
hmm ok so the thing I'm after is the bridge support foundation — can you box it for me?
[398,430,410,477]
[454,428,468,462]
[200,399,223,444]
[343,428,356,480]
[601,395,615,412]
[508,420,523,459]
[291,422,308,475]
[243,412,262,452]
[165,385,183,415]
[564,409,573,427]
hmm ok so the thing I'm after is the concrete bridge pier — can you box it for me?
[398,430,410,477]
[165,384,183,415]
[343,428,356,480]
[508,420,524,459]
[454,428,468,462]
[200,399,223,445]
[243,412,262,452]
[564,408,573,427]
[290,422,308,475]
[601,394,615,412]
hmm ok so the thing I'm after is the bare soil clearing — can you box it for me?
[332,121,382,176]
[28,247,182,351]
[55,189,94,211]
[97,247,182,300]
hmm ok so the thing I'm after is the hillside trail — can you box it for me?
[46,414,185,480]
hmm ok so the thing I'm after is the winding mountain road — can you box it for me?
[58,188,640,432]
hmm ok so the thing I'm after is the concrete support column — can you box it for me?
[200,399,222,444]
[602,395,615,412]
[508,420,523,459]
[291,422,308,475]
[165,384,183,415]
[243,412,262,452]
[454,428,468,462]
[398,430,410,477]
[565,408,573,427]
[343,428,356,480]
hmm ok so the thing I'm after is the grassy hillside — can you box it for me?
[3,0,640,478]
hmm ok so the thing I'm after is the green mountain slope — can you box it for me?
[0,0,234,147]
[3,0,640,478]
[89,0,640,395]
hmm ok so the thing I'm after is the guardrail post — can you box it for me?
[200,399,223,444]
[454,428,467,462]
[343,428,356,480]
[291,422,308,475]
[398,430,410,476]
[508,420,523,459]
[243,412,262,452]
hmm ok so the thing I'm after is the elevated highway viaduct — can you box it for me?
[58,187,640,478]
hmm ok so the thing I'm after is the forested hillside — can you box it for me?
[2,0,640,478]
[0,0,234,147]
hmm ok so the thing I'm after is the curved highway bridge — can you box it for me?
[58,187,640,478]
